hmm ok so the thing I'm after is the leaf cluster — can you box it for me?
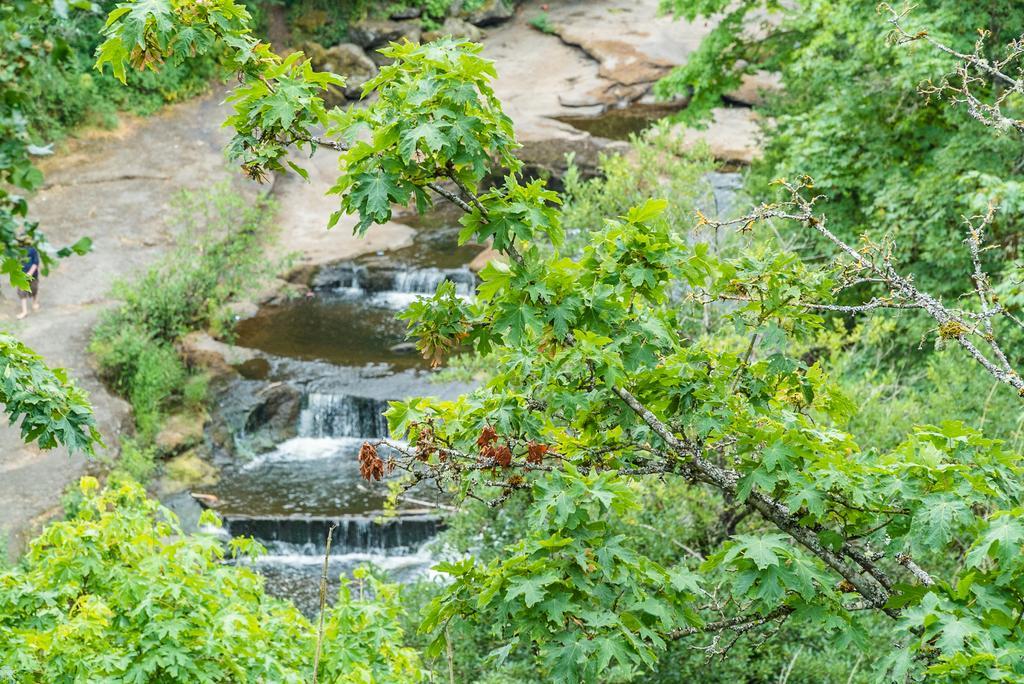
[0,475,426,683]
[328,38,520,233]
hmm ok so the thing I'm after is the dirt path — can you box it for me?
[0,0,760,559]
[0,90,247,558]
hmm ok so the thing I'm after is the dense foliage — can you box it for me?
[0,0,241,456]
[0,475,425,683]
[281,0,503,46]
[12,1,1021,682]
[0,333,100,454]
[560,131,717,253]
[656,0,1024,300]
[316,31,1024,684]
[90,185,276,437]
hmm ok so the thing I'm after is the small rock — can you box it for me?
[253,277,292,303]
[557,93,606,111]
[726,70,782,106]
[368,50,396,68]
[190,492,220,509]
[177,331,255,380]
[226,300,259,321]
[302,42,378,102]
[515,133,630,180]
[348,18,422,49]
[672,107,762,165]
[155,411,206,457]
[161,451,219,495]
[390,7,421,20]
[423,17,486,43]
[460,0,514,27]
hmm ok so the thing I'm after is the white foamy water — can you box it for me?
[240,437,363,469]
[251,546,437,572]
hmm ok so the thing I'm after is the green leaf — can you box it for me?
[936,617,980,654]
[476,260,511,301]
[626,198,668,224]
[734,534,787,570]
[287,161,310,182]
[506,573,559,608]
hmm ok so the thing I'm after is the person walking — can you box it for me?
[16,240,40,320]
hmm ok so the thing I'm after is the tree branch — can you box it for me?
[670,605,795,639]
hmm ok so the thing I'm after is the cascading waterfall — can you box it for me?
[312,262,368,293]
[224,514,445,556]
[220,216,479,612]
[297,393,390,438]
[390,266,476,296]
[314,261,477,298]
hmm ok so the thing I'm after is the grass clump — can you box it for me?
[529,11,555,34]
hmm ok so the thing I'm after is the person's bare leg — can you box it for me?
[32,293,39,311]
[17,298,27,319]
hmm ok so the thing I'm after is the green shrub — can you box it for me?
[182,373,210,410]
[128,343,186,438]
[19,1,222,146]
[113,437,158,483]
[561,127,716,254]
[90,185,276,435]
[818,319,1024,453]
[0,476,425,683]
[91,326,185,438]
[100,187,277,343]
[529,12,555,34]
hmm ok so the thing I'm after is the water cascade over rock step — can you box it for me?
[299,392,391,439]
[312,262,477,297]
[224,513,445,556]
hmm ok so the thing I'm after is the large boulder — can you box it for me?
[672,107,762,165]
[209,379,302,457]
[726,70,782,106]
[423,17,485,43]
[456,0,514,27]
[177,331,254,382]
[348,18,422,49]
[155,411,207,458]
[242,383,303,447]
[515,132,630,183]
[326,43,378,99]
[302,42,377,103]
[160,450,219,496]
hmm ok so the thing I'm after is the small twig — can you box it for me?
[896,552,936,586]
[705,180,1024,397]
[778,645,803,684]
[671,605,795,639]
[447,170,489,217]
[445,624,456,684]
[846,654,864,684]
[312,523,337,684]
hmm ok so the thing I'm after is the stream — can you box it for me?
[199,206,479,614]
[200,105,742,615]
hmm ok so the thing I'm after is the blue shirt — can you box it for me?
[21,247,39,275]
